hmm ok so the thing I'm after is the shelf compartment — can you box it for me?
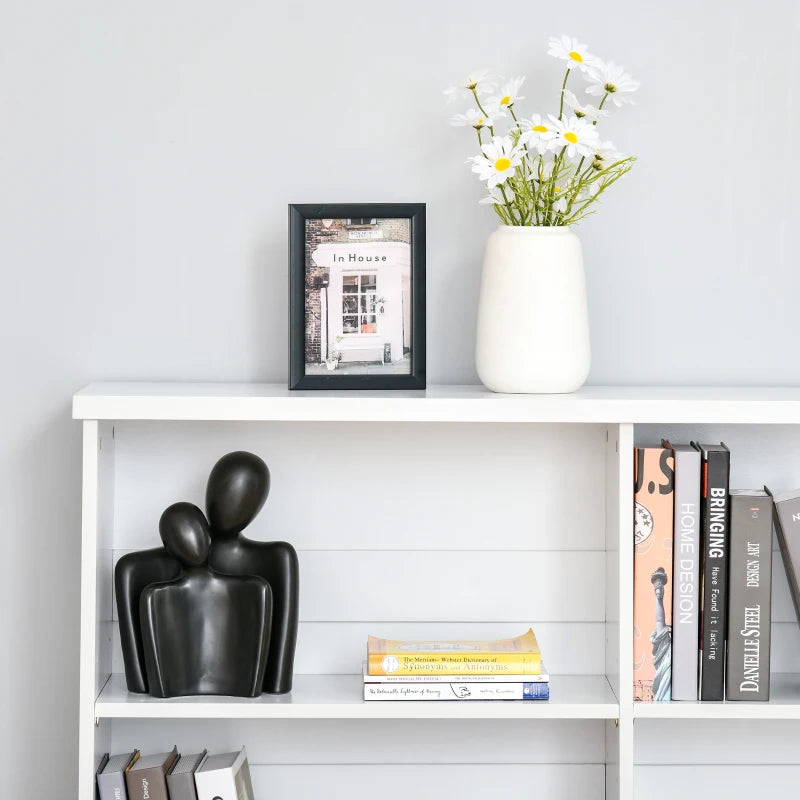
[634,674,800,719]
[95,673,619,720]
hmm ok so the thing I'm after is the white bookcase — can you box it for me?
[74,383,800,799]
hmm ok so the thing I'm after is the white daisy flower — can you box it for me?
[562,89,609,121]
[592,141,625,169]
[479,186,514,206]
[547,35,596,72]
[585,61,640,107]
[487,76,526,112]
[519,114,558,154]
[548,115,600,158]
[450,108,497,129]
[471,136,524,188]
[443,69,496,102]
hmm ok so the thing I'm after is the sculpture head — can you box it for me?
[159,502,210,566]
[205,451,270,538]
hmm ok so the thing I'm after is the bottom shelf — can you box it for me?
[95,673,619,719]
[634,673,800,719]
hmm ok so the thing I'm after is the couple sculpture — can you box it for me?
[115,451,299,698]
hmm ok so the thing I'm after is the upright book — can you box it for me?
[166,750,207,800]
[633,446,674,702]
[367,629,541,676]
[194,748,255,800]
[768,487,800,625]
[125,747,178,800]
[726,490,773,700]
[96,751,139,800]
[693,442,731,701]
[663,441,701,701]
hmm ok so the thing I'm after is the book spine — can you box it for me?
[166,773,199,800]
[726,494,772,700]
[363,682,551,701]
[367,653,541,676]
[671,449,701,701]
[699,448,731,701]
[633,447,674,702]
[126,769,170,800]
[97,772,129,800]
[773,495,800,624]
[194,772,236,800]
[366,671,550,684]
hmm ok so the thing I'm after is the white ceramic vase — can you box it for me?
[475,225,590,394]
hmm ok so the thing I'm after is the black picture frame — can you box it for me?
[289,203,426,390]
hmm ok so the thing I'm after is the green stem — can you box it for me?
[471,87,494,136]
[498,183,518,225]
[558,68,570,120]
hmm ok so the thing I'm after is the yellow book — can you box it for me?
[367,629,541,676]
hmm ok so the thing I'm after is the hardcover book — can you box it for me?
[194,748,255,800]
[366,629,541,676]
[362,661,550,684]
[768,487,800,624]
[166,750,207,800]
[663,441,701,701]
[726,490,773,701]
[633,446,674,702]
[96,751,139,800]
[693,442,731,701]
[125,747,178,800]
[363,681,550,701]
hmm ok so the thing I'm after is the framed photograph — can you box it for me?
[289,203,426,390]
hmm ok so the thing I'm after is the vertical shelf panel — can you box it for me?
[605,423,634,800]
[78,420,114,799]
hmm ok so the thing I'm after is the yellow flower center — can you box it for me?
[564,132,578,144]
[495,157,511,172]
[605,82,617,93]
[569,51,583,63]
[474,118,485,126]
[533,124,548,133]
[554,186,562,193]
[500,95,511,106]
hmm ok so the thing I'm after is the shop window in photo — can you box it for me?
[342,274,378,334]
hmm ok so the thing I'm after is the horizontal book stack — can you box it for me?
[363,629,548,701]
[633,441,800,704]
[96,746,254,800]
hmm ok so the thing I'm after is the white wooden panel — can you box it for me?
[73,382,800,425]
[112,621,607,676]
[112,421,607,552]
[111,548,604,623]
[635,718,800,763]
[109,718,606,763]
[634,766,799,800]
[97,674,617,720]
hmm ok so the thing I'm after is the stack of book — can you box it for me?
[95,746,254,800]
[363,629,549,701]
[634,441,800,703]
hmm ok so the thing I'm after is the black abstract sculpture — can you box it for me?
[140,502,272,698]
[206,452,300,694]
[115,542,180,693]
[115,450,300,696]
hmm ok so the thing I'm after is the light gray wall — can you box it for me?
[1,0,798,792]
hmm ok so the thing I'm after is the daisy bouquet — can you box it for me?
[446,36,639,226]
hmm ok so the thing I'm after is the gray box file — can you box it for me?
[166,750,208,800]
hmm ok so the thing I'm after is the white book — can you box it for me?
[193,747,254,800]
[363,661,550,684]
[364,682,550,701]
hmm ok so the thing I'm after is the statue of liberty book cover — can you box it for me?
[633,447,674,702]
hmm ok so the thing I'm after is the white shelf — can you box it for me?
[73,382,800,424]
[634,674,800,720]
[95,673,619,720]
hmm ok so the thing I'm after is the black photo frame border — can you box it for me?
[289,203,426,390]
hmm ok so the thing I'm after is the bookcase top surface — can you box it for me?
[73,382,800,424]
